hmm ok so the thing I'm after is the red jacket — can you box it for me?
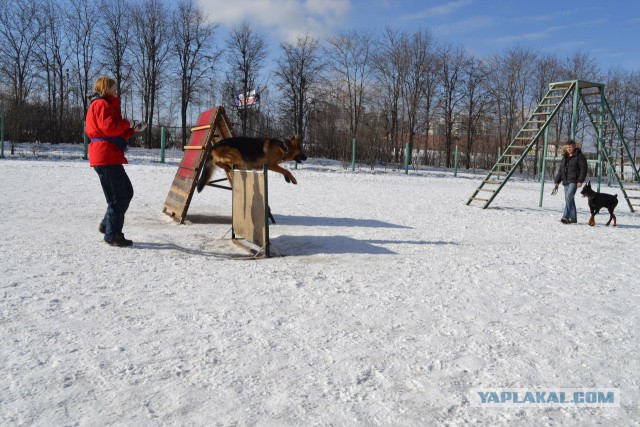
[85,95,135,166]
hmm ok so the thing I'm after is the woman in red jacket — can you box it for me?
[86,76,146,247]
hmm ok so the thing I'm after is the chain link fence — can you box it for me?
[0,141,184,165]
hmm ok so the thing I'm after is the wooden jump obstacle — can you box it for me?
[231,166,271,258]
[163,106,274,257]
[162,106,234,223]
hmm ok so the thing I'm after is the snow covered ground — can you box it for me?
[1,158,638,425]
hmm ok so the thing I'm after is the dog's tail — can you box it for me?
[196,155,216,193]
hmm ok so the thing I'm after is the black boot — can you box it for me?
[106,233,133,247]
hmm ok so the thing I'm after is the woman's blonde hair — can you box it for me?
[93,76,116,97]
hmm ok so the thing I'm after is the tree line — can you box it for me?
[1,0,639,174]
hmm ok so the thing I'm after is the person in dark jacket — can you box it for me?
[553,140,588,224]
[86,76,146,246]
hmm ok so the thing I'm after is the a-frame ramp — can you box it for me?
[162,106,234,223]
[466,80,640,211]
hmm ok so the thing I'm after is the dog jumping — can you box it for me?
[196,135,307,192]
[580,181,618,226]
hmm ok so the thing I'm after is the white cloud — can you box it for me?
[434,15,496,36]
[490,19,606,44]
[402,0,472,21]
[196,0,351,42]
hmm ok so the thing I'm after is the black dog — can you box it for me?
[580,181,618,226]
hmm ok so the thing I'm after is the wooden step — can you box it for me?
[469,197,489,202]
[483,179,503,184]
[477,188,496,192]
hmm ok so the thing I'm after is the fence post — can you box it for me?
[404,142,410,174]
[351,138,356,171]
[161,126,166,163]
[1,111,4,159]
[83,121,88,160]
[454,145,459,177]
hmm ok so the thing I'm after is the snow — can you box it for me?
[1,158,638,425]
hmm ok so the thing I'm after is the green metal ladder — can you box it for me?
[467,80,640,211]
[466,81,574,208]
[577,83,640,212]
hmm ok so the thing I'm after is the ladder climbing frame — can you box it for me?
[466,80,640,212]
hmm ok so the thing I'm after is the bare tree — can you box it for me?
[325,29,374,162]
[173,0,218,147]
[438,43,467,168]
[226,20,268,136]
[629,71,640,159]
[531,53,562,177]
[37,0,71,143]
[373,27,407,162]
[0,0,43,142]
[131,0,171,147]
[461,55,489,169]
[96,0,133,114]
[483,46,537,161]
[67,0,100,114]
[273,34,324,144]
[403,29,436,165]
[563,51,601,83]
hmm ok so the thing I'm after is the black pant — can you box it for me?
[94,165,133,241]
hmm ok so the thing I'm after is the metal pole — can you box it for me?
[597,86,604,192]
[571,80,579,140]
[351,137,356,171]
[83,121,88,160]
[454,145,459,177]
[263,164,270,258]
[160,126,166,163]
[536,140,543,182]
[404,142,409,174]
[539,125,550,207]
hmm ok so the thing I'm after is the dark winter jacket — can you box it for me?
[554,148,588,185]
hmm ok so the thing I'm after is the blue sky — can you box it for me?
[194,0,640,71]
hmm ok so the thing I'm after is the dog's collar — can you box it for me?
[587,193,596,200]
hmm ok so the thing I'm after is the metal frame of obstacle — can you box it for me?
[466,80,640,211]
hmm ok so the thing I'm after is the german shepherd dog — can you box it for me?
[196,135,307,192]
[580,181,618,226]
